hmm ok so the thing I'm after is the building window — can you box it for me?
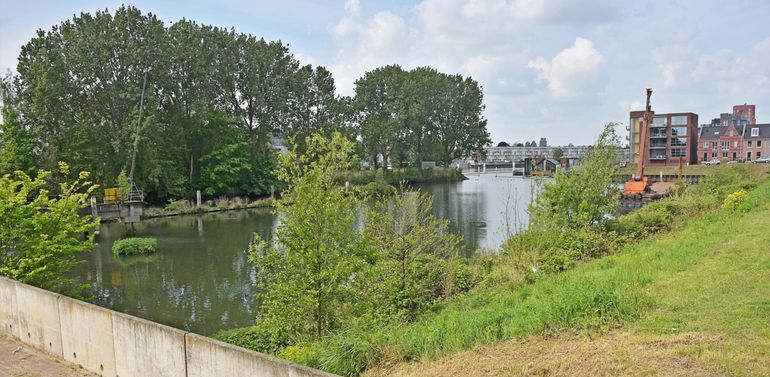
[751,128,759,137]
[722,151,728,158]
[759,140,763,147]
[722,141,729,149]
[759,152,763,159]
[748,140,753,147]
[671,126,687,136]
[652,117,667,126]
[734,141,738,147]
[712,141,718,149]
[671,149,687,157]
[703,141,709,148]
[671,137,687,147]
[712,151,717,158]
[671,115,688,125]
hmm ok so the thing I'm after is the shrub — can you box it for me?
[111,237,158,256]
[213,325,289,354]
[165,199,194,213]
[723,189,748,209]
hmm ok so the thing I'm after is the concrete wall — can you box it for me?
[0,276,337,377]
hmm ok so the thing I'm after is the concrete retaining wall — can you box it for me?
[0,276,337,377]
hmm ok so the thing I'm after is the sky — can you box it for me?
[2,0,770,146]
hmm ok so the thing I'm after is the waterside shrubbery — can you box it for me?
[112,237,158,256]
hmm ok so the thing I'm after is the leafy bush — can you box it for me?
[112,237,158,256]
[723,189,748,209]
[357,181,396,198]
[165,199,195,213]
[213,325,289,354]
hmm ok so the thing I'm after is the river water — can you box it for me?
[72,173,537,335]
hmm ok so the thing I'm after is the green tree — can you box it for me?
[552,147,564,159]
[116,169,130,202]
[529,123,621,230]
[357,189,465,322]
[248,133,364,344]
[354,65,407,168]
[0,163,99,296]
[0,104,36,175]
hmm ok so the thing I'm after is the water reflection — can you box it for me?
[72,174,536,335]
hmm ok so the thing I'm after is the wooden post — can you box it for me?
[196,190,202,209]
[90,197,98,220]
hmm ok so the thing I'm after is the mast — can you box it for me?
[129,70,148,185]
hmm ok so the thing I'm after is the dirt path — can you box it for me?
[0,334,96,377]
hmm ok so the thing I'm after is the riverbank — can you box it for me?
[140,168,465,220]
[336,167,467,185]
[142,196,274,219]
[374,172,770,376]
[269,164,768,376]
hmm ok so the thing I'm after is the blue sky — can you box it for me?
[2,0,770,145]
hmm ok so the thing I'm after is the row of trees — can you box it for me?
[0,6,489,202]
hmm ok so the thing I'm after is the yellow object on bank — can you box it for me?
[104,188,118,202]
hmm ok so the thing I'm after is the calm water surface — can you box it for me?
[72,173,536,335]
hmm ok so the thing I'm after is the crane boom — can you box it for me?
[625,88,653,195]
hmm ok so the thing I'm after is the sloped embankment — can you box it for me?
[371,178,770,376]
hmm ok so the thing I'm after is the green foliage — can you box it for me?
[111,237,158,256]
[198,141,253,197]
[355,66,490,168]
[0,164,99,296]
[529,123,621,231]
[0,103,36,175]
[354,189,467,322]
[248,132,364,345]
[116,169,130,202]
[213,325,289,355]
[722,189,748,209]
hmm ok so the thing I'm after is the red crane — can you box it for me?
[625,88,653,196]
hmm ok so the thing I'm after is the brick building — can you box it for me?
[629,111,699,166]
[697,124,744,162]
[733,104,756,125]
[744,124,770,161]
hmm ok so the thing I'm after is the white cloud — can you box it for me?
[329,6,411,95]
[528,37,604,98]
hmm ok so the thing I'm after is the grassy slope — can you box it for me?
[368,177,770,376]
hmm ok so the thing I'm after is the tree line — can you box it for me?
[0,6,489,202]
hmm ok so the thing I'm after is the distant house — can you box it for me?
[697,124,744,162]
[744,124,770,162]
[696,123,770,162]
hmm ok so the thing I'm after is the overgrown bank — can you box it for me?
[215,130,767,376]
[376,169,770,376]
[298,165,769,376]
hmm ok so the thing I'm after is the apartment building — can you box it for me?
[629,111,699,166]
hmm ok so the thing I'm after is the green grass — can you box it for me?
[299,174,770,376]
[111,237,158,256]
